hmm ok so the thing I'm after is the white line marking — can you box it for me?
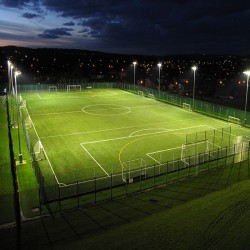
[32,110,83,116]
[146,146,182,164]
[40,118,206,139]
[80,144,110,177]
[36,93,42,99]
[25,108,60,185]
[81,125,207,146]
[129,128,170,137]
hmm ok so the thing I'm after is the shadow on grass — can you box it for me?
[1,161,249,249]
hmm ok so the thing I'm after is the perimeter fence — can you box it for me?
[37,141,250,214]
[15,82,250,213]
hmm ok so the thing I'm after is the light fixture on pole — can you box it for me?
[133,61,137,91]
[243,70,250,125]
[191,66,197,109]
[14,70,23,164]
[157,63,162,93]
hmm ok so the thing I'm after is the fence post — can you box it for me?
[77,181,79,209]
[94,177,96,204]
[140,167,142,191]
[126,172,128,195]
[248,142,250,178]
[225,146,228,166]
[165,162,168,185]
[177,159,180,181]
[110,174,113,201]
[154,165,156,187]
[58,185,61,214]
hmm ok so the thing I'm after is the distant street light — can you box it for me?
[191,66,197,109]
[158,63,162,93]
[14,71,23,164]
[243,70,250,125]
[133,61,137,91]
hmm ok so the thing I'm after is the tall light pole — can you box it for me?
[7,60,11,94]
[14,71,21,101]
[191,66,197,109]
[243,70,250,125]
[14,71,23,164]
[10,64,15,125]
[158,63,162,94]
[133,61,137,91]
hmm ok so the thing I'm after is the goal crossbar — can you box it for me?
[67,85,81,92]
[228,116,241,126]
[49,86,58,92]
[183,103,191,111]
[138,90,144,97]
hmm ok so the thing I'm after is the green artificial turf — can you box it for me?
[20,89,250,187]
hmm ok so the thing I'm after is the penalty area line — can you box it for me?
[80,144,110,177]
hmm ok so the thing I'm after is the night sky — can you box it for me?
[0,0,250,55]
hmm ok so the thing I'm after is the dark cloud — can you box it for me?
[0,0,31,8]
[22,12,40,19]
[1,0,250,54]
[38,28,73,39]
[63,21,75,26]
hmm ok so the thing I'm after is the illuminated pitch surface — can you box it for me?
[21,89,250,186]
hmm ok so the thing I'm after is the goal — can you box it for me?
[183,103,191,111]
[148,93,155,100]
[122,158,146,183]
[67,85,81,92]
[138,90,144,97]
[19,95,26,109]
[181,140,221,166]
[49,86,58,92]
[33,140,45,160]
[228,116,241,126]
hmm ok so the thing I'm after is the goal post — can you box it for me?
[33,140,45,160]
[148,93,155,100]
[138,90,144,97]
[228,116,241,126]
[181,140,222,166]
[19,95,26,109]
[183,103,191,111]
[67,85,81,92]
[49,86,58,92]
[122,158,146,183]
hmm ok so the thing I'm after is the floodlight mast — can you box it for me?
[158,63,162,94]
[243,70,250,125]
[133,61,137,91]
[7,60,11,94]
[191,66,197,109]
[14,70,23,164]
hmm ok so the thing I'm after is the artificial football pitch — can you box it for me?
[20,88,250,186]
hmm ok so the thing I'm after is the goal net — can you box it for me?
[181,140,222,166]
[148,93,155,100]
[228,116,241,126]
[25,115,32,129]
[67,85,81,92]
[19,95,26,109]
[33,140,45,160]
[138,90,144,97]
[122,158,146,183]
[183,103,191,111]
[233,136,250,162]
[49,86,58,92]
